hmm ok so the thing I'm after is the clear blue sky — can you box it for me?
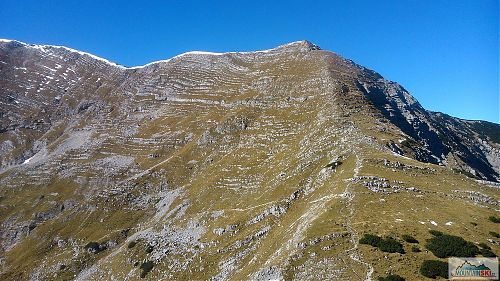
[1,0,498,123]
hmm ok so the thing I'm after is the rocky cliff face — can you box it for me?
[0,39,498,280]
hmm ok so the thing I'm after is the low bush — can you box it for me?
[359,234,404,254]
[378,237,405,254]
[140,261,154,278]
[478,242,496,257]
[411,246,421,252]
[402,234,418,243]
[84,241,105,254]
[478,242,491,250]
[489,216,500,223]
[420,260,448,279]
[429,230,443,236]
[359,234,382,247]
[480,248,496,257]
[378,274,405,281]
[127,241,137,249]
[425,233,479,258]
[490,231,500,238]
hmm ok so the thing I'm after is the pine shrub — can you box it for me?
[489,216,500,223]
[420,260,448,279]
[402,234,418,243]
[425,233,479,258]
[140,261,154,278]
[359,234,404,254]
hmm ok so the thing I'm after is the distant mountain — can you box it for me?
[455,261,491,271]
[0,39,498,280]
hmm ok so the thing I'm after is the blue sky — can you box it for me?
[1,0,498,123]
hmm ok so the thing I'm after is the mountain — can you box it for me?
[454,261,491,272]
[0,39,498,280]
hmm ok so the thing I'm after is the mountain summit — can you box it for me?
[0,39,498,280]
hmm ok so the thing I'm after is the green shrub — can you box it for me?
[452,168,478,179]
[378,237,405,254]
[489,216,500,223]
[359,234,404,254]
[480,248,496,257]
[140,261,154,278]
[478,240,494,257]
[127,241,137,249]
[378,274,405,281]
[85,241,100,249]
[402,234,418,243]
[490,231,500,238]
[429,230,443,236]
[360,234,382,247]
[420,260,448,279]
[425,233,479,258]
[84,241,104,254]
[411,246,421,252]
[478,242,491,250]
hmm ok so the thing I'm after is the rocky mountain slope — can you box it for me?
[0,39,498,280]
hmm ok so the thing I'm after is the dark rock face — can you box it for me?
[356,79,499,181]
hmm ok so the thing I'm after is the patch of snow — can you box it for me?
[41,65,56,72]
[127,59,173,69]
[430,220,438,226]
[392,151,412,160]
[419,221,425,224]
[51,45,125,68]
[22,156,34,164]
[184,50,224,56]
[445,221,453,226]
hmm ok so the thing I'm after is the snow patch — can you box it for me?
[22,156,34,164]
[430,220,438,226]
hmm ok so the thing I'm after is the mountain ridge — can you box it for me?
[0,38,498,280]
[0,39,323,69]
[2,37,496,123]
